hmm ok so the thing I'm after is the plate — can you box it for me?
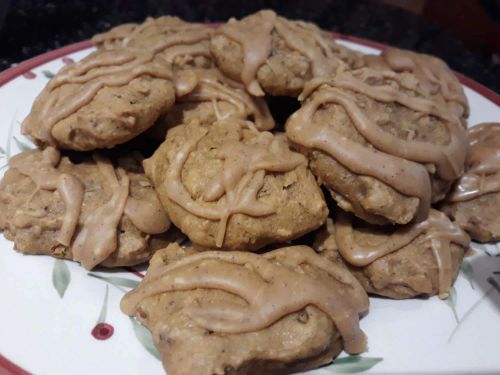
[1,34,499,375]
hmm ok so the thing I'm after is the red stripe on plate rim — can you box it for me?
[0,29,498,375]
[0,40,93,87]
[124,266,145,279]
[0,354,30,375]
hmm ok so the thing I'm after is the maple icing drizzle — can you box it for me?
[9,147,84,247]
[71,154,170,269]
[448,123,500,202]
[173,69,274,131]
[164,124,305,247]
[21,49,173,145]
[71,155,130,269]
[121,245,369,354]
[216,10,348,96]
[92,16,212,65]
[9,148,169,269]
[335,209,469,298]
[364,48,469,119]
[286,70,468,221]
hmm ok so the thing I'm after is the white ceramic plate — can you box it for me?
[0,35,499,375]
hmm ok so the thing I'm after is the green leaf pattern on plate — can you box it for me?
[13,136,35,152]
[96,285,109,324]
[88,273,140,292]
[42,70,55,79]
[460,261,475,289]
[325,355,383,373]
[445,286,459,323]
[130,317,162,360]
[487,276,500,295]
[52,258,71,298]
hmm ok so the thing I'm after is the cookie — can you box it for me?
[364,48,469,122]
[148,68,274,141]
[22,48,176,151]
[121,243,369,375]
[314,209,469,299]
[144,120,328,250]
[285,68,468,225]
[441,123,500,242]
[210,10,362,97]
[92,16,213,71]
[0,147,175,269]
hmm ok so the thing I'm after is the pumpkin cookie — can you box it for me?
[144,121,328,250]
[364,47,469,122]
[93,16,214,71]
[442,123,500,242]
[314,209,469,299]
[22,48,175,151]
[148,68,274,141]
[286,68,468,225]
[210,10,362,97]
[0,147,175,269]
[121,243,369,375]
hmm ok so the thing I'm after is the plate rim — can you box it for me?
[0,31,498,375]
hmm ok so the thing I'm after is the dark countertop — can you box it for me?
[0,0,499,92]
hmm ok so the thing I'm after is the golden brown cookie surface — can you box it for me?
[148,68,274,141]
[144,120,328,250]
[363,47,469,122]
[0,147,175,269]
[314,209,469,299]
[286,68,468,225]
[442,123,500,242]
[93,16,214,71]
[210,10,362,97]
[121,243,369,375]
[22,48,176,151]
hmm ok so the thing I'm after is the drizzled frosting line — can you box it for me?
[121,245,369,354]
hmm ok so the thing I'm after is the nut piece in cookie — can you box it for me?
[121,243,369,375]
[0,147,176,269]
[92,16,213,71]
[363,48,469,122]
[149,68,274,141]
[314,209,470,299]
[442,123,500,242]
[144,121,328,250]
[210,9,362,97]
[285,68,468,225]
[22,49,176,151]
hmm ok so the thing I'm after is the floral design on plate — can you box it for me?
[91,285,114,341]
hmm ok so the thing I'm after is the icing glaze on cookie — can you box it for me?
[334,209,469,298]
[22,49,173,145]
[9,147,84,247]
[216,10,350,96]
[364,48,468,119]
[448,123,500,202]
[7,148,170,269]
[286,69,467,221]
[93,16,212,66]
[121,245,369,354]
[164,123,305,246]
[172,69,274,130]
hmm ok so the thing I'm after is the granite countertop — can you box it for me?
[0,0,498,92]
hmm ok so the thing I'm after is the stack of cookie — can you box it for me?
[1,10,498,375]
